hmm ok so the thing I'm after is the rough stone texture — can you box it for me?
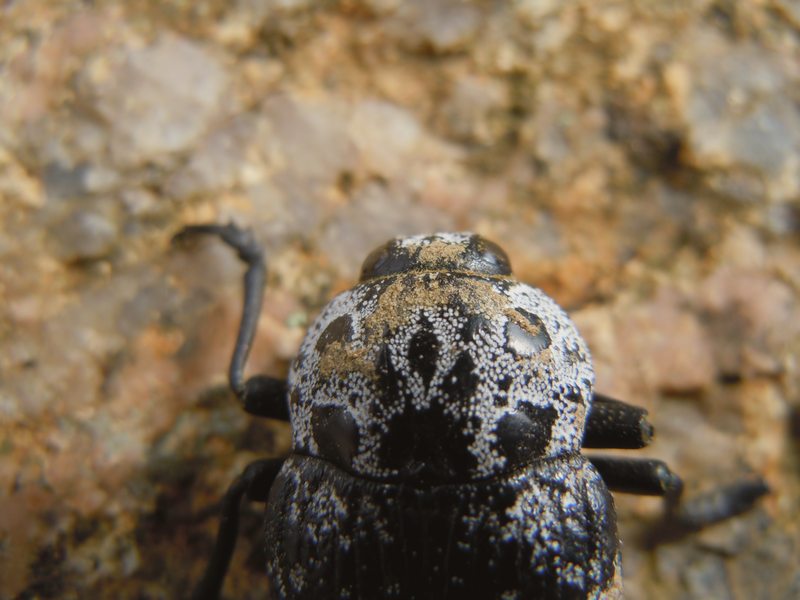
[1,1,798,599]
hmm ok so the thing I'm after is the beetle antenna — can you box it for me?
[173,223,289,421]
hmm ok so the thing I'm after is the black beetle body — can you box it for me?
[266,233,618,598]
[177,226,767,600]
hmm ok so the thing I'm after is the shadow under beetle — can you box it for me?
[175,224,768,600]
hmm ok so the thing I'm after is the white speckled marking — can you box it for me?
[288,269,594,481]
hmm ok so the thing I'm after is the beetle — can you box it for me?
[175,224,768,600]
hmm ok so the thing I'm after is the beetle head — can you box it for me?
[360,233,512,281]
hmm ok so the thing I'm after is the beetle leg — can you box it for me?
[591,455,769,544]
[173,223,290,421]
[192,457,285,600]
[586,396,769,540]
[583,394,654,449]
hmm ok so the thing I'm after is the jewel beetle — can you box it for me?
[175,224,768,600]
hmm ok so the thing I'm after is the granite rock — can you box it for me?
[0,2,797,599]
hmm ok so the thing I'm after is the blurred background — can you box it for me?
[1,1,798,598]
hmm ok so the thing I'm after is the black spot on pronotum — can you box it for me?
[376,391,480,482]
[316,314,354,353]
[311,405,359,468]
[440,352,479,401]
[463,313,492,343]
[408,319,440,390]
[496,402,558,466]
[506,319,551,357]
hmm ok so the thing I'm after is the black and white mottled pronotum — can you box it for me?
[175,225,768,600]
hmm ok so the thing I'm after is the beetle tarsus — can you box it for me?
[642,476,770,547]
[591,455,769,547]
[669,477,770,530]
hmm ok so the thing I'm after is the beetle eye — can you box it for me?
[359,233,512,281]
[360,239,414,281]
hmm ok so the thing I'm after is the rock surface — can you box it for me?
[1,2,798,599]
